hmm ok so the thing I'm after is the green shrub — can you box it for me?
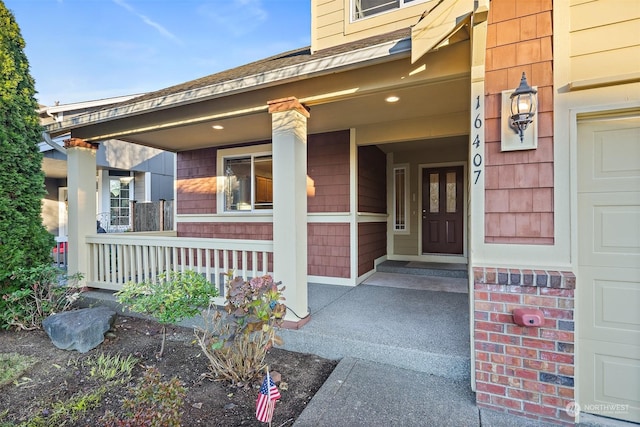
[194,274,286,384]
[0,3,55,287]
[115,270,218,357]
[0,265,83,330]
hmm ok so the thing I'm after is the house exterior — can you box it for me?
[44,0,639,424]
[39,96,175,242]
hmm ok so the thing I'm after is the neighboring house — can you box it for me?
[39,95,175,241]
[44,0,640,424]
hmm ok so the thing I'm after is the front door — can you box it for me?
[422,166,463,254]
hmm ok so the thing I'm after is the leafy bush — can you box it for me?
[0,265,83,330]
[195,274,286,384]
[115,270,218,357]
[101,367,186,427]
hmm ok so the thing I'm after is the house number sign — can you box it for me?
[472,95,483,185]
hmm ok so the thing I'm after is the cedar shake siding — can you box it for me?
[176,148,217,215]
[358,222,386,276]
[475,2,573,425]
[307,130,350,213]
[176,222,273,240]
[484,0,554,245]
[358,145,386,214]
[308,223,350,278]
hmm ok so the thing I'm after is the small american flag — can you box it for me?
[256,371,281,424]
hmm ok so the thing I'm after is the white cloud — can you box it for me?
[112,0,181,43]
[198,0,268,37]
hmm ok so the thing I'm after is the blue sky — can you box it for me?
[5,0,311,106]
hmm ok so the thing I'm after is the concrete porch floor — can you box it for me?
[278,272,471,380]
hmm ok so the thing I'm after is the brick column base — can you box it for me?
[474,267,576,425]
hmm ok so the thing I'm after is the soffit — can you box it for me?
[63,41,470,152]
[411,0,474,63]
[68,38,470,153]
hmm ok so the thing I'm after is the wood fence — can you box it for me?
[132,200,174,232]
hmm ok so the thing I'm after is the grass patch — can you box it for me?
[84,352,138,383]
[21,387,106,427]
[0,353,36,388]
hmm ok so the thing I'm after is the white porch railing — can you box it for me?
[52,236,68,268]
[85,231,273,305]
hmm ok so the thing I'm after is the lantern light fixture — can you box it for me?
[509,72,537,142]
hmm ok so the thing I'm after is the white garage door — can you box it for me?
[578,113,640,423]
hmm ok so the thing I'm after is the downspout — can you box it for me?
[42,131,66,154]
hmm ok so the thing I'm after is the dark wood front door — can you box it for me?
[421,166,464,254]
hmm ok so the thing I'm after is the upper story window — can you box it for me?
[219,145,273,213]
[352,0,422,21]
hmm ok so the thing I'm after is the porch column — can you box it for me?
[65,138,98,285]
[268,97,310,327]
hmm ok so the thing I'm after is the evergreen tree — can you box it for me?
[0,2,54,286]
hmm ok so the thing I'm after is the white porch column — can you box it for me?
[268,97,310,327]
[65,138,98,285]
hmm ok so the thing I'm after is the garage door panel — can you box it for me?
[578,192,640,268]
[578,119,640,193]
[579,267,640,343]
[581,339,640,421]
[578,114,640,423]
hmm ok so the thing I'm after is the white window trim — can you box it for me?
[108,175,134,231]
[351,0,428,22]
[393,164,410,234]
[216,144,273,214]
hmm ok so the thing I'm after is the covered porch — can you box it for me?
[46,19,477,329]
[280,275,470,380]
[80,268,470,380]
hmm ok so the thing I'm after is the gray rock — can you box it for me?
[42,306,116,353]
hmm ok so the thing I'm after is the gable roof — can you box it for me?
[45,28,411,136]
[119,28,411,108]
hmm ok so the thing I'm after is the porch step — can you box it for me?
[279,328,470,381]
[277,283,471,381]
[376,260,468,279]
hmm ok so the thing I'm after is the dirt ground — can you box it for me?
[0,315,337,426]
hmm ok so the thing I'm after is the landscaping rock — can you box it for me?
[42,306,116,353]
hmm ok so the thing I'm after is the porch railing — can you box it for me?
[85,231,273,305]
[52,236,68,269]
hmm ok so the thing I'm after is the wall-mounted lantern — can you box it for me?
[501,72,538,151]
[510,72,538,142]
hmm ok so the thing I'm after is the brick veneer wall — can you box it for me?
[474,267,576,425]
[484,0,554,244]
[308,130,350,213]
[308,223,350,278]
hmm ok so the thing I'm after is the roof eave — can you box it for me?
[45,37,411,137]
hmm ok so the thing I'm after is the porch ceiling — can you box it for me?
[68,40,471,152]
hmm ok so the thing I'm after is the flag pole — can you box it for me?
[266,366,272,427]
[266,365,275,427]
